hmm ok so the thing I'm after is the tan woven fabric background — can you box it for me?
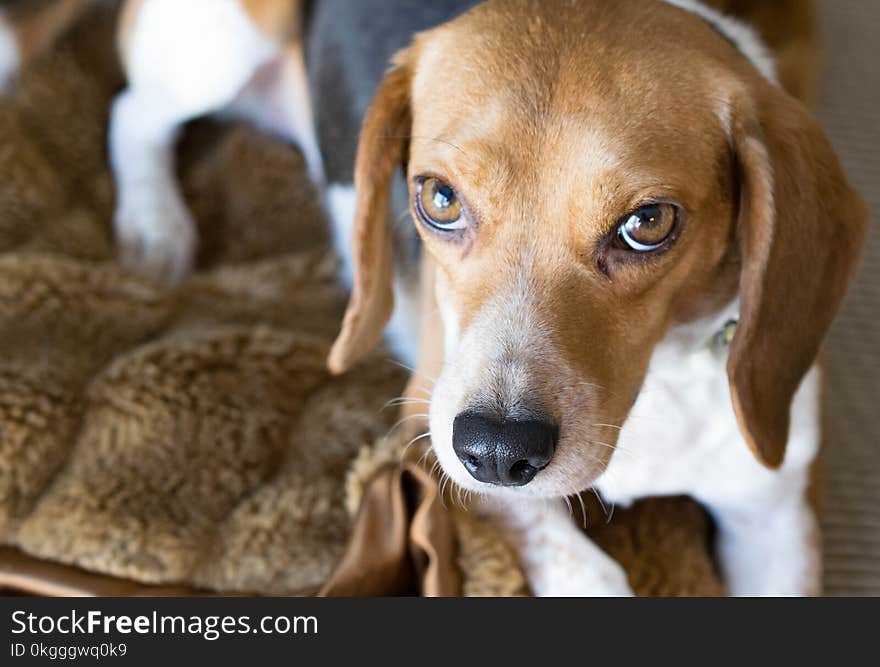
[817,1,880,596]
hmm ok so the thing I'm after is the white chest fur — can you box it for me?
[595,304,823,595]
[465,299,823,595]
[477,311,824,596]
[597,304,821,510]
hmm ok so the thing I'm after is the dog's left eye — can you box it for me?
[415,177,466,231]
[616,203,678,252]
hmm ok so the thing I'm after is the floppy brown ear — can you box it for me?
[727,87,867,468]
[327,58,412,374]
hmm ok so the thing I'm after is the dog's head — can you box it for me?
[328,0,866,498]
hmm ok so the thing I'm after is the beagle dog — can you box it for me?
[2,0,866,595]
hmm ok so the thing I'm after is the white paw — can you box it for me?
[114,187,197,286]
[533,562,634,597]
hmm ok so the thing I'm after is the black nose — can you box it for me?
[452,412,557,487]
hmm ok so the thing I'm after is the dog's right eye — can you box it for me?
[415,177,466,231]
[615,203,678,252]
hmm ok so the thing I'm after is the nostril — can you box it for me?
[496,418,556,487]
[508,460,538,485]
[453,412,503,484]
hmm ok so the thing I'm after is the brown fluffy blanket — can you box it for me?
[0,3,740,597]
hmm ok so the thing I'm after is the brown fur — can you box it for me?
[708,0,820,104]
[115,0,143,66]
[241,0,302,42]
[5,0,92,66]
[327,60,412,373]
[332,0,865,472]
[726,84,866,466]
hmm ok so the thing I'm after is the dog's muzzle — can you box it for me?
[452,412,557,486]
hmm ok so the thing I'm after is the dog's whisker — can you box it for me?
[381,397,432,413]
[588,439,637,460]
[574,381,607,391]
[594,458,624,490]
[381,398,413,411]
[580,451,616,482]
[457,484,470,511]
[591,487,614,524]
[449,479,459,509]
[386,358,438,385]
[562,494,574,519]
[576,492,588,530]
[588,439,617,450]
[402,431,432,454]
[395,411,430,421]
[592,422,624,431]
[428,457,441,477]
[410,385,435,400]
[439,473,452,509]
[437,473,446,508]
[384,412,430,438]
[384,396,432,406]
[617,412,664,423]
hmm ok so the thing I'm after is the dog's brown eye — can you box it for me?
[416,177,465,230]
[616,203,677,252]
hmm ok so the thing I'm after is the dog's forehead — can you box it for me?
[413,0,732,99]
[408,0,733,185]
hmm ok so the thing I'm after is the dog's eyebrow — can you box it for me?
[405,135,469,156]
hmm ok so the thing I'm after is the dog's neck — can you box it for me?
[661,0,778,84]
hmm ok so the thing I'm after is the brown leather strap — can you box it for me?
[319,464,461,597]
